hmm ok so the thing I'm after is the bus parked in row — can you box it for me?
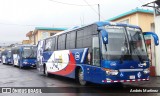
[12,45,37,68]
[1,49,13,65]
[36,21,158,85]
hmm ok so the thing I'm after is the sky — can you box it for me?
[0,0,152,46]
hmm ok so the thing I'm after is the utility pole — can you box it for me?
[98,4,100,21]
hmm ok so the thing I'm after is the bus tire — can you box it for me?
[78,68,87,86]
[19,65,23,69]
[44,65,51,77]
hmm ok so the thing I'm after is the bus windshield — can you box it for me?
[102,26,148,61]
[22,46,36,58]
[127,27,148,61]
[102,26,129,60]
[7,51,11,58]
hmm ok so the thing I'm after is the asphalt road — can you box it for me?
[0,63,160,96]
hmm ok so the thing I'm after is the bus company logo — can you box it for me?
[130,66,134,69]
[138,63,146,67]
[120,73,124,77]
[104,37,107,42]
[110,62,117,66]
[75,52,80,60]
[138,63,143,67]
[137,72,141,78]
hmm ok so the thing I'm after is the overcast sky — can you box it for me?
[0,0,152,45]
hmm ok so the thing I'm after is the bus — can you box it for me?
[12,45,37,68]
[1,49,12,64]
[37,21,159,85]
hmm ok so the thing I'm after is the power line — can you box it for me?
[83,0,105,21]
[138,0,145,4]
[0,22,39,27]
[49,0,97,6]
[83,0,99,14]
[0,22,78,28]
[0,22,53,27]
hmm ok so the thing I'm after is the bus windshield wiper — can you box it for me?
[119,55,124,64]
[119,46,127,64]
[134,48,145,63]
[28,50,34,58]
[119,38,128,64]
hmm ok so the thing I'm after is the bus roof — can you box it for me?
[42,21,141,40]
[96,21,140,29]
[13,44,36,48]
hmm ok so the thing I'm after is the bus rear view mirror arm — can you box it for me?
[143,32,159,46]
[100,29,108,44]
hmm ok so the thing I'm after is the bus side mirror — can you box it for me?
[100,29,108,44]
[143,32,159,46]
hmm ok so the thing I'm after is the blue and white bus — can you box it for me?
[12,45,37,68]
[37,21,159,85]
[1,49,13,64]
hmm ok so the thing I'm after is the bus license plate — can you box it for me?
[129,75,135,79]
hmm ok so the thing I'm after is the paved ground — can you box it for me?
[0,63,160,96]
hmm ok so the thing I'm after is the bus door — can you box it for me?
[37,40,44,73]
[13,53,19,66]
[2,55,6,64]
[89,35,102,83]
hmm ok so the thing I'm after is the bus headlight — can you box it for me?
[143,68,150,74]
[103,68,119,75]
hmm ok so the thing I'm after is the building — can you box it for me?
[143,0,160,76]
[0,47,5,52]
[107,8,154,32]
[26,27,67,45]
[22,40,30,44]
[0,46,12,52]
[26,31,34,44]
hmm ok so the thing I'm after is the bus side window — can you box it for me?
[92,36,100,66]
[76,29,84,48]
[51,37,56,51]
[66,33,70,49]
[58,34,66,50]
[44,38,52,51]
[62,34,66,50]
[76,27,92,49]
[70,32,76,49]
[57,35,61,50]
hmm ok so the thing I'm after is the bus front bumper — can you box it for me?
[22,63,36,67]
[100,69,150,84]
[102,78,149,83]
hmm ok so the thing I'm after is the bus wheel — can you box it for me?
[45,65,51,77]
[78,68,87,86]
[19,64,23,69]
